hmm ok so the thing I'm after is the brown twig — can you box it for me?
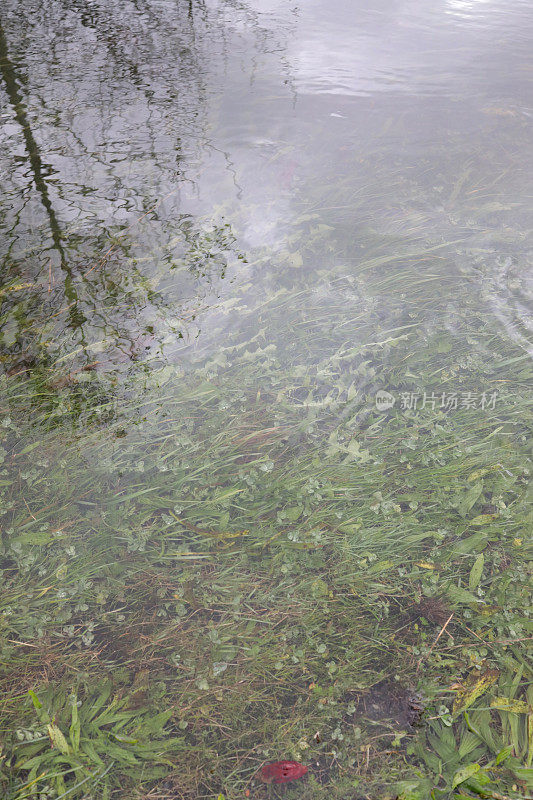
[416,612,454,672]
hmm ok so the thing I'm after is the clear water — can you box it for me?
[1,0,531,368]
[1,0,532,796]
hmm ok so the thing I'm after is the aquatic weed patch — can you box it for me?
[1,138,532,798]
[0,299,531,799]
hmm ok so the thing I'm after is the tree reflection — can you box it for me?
[0,0,291,382]
[0,18,85,333]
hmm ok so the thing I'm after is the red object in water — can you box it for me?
[256,761,308,784]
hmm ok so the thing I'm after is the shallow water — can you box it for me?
[1,1,532,797]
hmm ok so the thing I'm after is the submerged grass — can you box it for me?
[0,162,532,800]
[1,329,531,798]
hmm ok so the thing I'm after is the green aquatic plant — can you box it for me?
[398,668,533,799]
[0,114,531,800]
[0,303,530,799]
[4,682,184,799]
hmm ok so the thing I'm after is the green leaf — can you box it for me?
[465,769,491,788]
[396,778,433,800]
[80,738,105,766]
[526,714,533,767]
[448,533,488,555]
[468,554,484,592]
[310,579,329,598]
[462,773,492,796]
[456,483,483,518]
[109,732,139,744]
[15,752,56,771]
[458,730,483,759]
[28,689,42,709]
[469,514,497,526]
[343,439,371,463]
[133,708,173,736]
[451,763,480,789]
[495,745,513,765]
[85,681,113,722]
[69,695,81,754]
[464,710,500,752]
[27,689,50,724]
[284,506,302,522]
[447,585,482,606]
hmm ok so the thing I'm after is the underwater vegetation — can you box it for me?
[1,197,531,799]
[0,2,531,797]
